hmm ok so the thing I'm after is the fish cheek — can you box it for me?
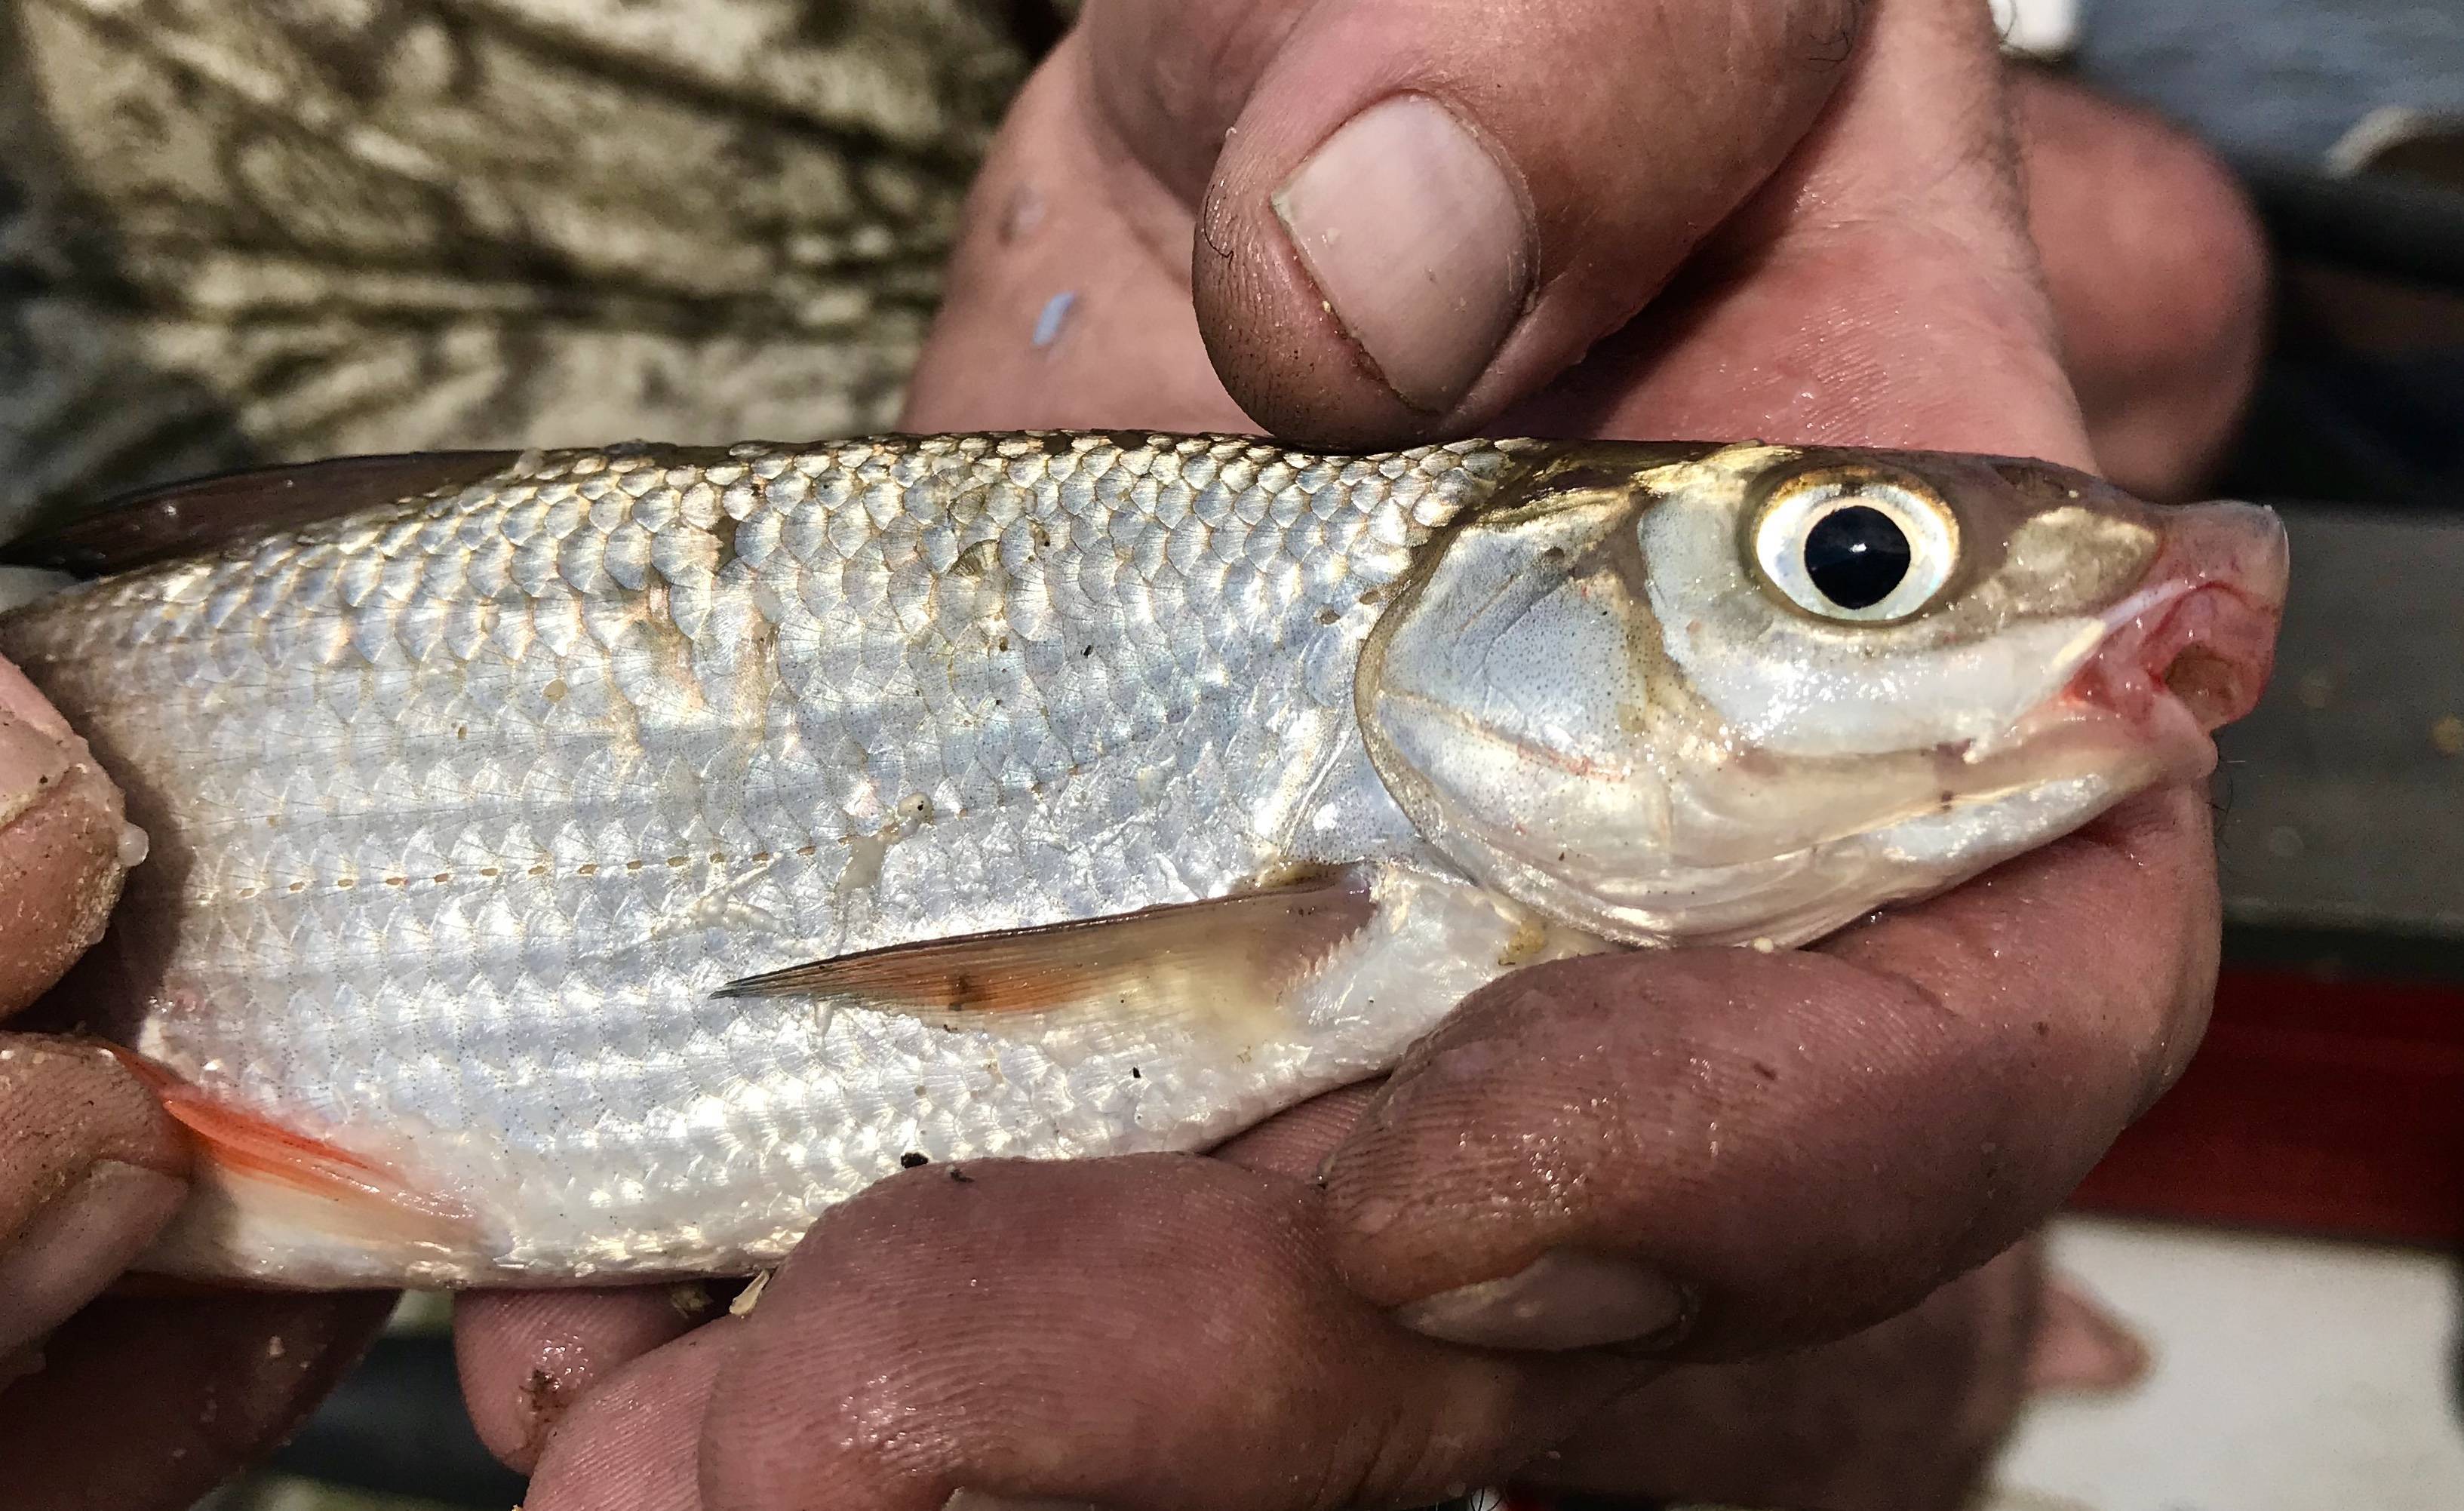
[1361,520,1673,872]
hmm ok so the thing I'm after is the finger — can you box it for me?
[0,1036,188,1353]
[1528,1239,2042,1511]
[1523,0,2090,467]
[524,1319,739,1511]
[0,656,128,1017]
[908,0,1861,444]
[695,1156,1633,1511]
[1209,1081,1378,1178]
[0,1288,394,1511]
[1319,787,2218,1359]
[1112,0,1860,445]
[2013,69,2269,502]
[456,1284,714,1471]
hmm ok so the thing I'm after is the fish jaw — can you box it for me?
[2061,500,2289,749]
[1785,499,2289,939]
[1982,499,2290,788]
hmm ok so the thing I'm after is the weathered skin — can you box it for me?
[0,432,2286,1288]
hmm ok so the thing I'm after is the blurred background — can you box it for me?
[2,0,2458,1508]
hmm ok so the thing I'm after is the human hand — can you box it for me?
[462,2,2268,1506]
[0,657,395,1510]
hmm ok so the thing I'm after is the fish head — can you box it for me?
[1356,441,2289,947]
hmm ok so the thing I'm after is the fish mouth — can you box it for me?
[2055,500,2289,776]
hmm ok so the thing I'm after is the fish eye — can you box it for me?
[1750,471,1958,622]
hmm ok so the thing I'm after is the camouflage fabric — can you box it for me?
[0,0,1068,539]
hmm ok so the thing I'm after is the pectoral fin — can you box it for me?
[716,871,1378,1035]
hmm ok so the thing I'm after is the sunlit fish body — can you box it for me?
[0,434,2287,1288]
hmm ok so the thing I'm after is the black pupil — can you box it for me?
[1802,505,1912,610]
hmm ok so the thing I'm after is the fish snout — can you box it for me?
[2160,499,2291,618]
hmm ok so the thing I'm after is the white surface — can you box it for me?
[1991,0,2078,57]
[1993,1217,2464,1511]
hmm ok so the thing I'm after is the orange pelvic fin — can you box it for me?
[103,1044,475,1245]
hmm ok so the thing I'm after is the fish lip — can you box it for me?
[2066,500,2288,736]
[1983,500,2287,786]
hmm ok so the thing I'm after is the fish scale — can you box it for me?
[2,432,1525,1282]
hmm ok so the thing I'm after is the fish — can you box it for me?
[0,432,2288,1289]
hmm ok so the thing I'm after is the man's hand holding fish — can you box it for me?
[0,0,2282,1507]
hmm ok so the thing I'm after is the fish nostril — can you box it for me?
[2162,646,2244,730]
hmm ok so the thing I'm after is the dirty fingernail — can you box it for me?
[1393,1248,1688,1353]
[0,1159,186,1351]
[943,1493,1103,1511]
[1273,93,1532,413]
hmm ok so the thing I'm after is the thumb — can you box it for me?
[0,656,127,1015]
[1089,0,1861,446]
[0,1037,188,1357]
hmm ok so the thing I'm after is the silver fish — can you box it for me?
[0,433,2287,1288]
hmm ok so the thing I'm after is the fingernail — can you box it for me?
[942,1493,1102,1511]
[1393,1248,1689,1353]
[1273,94,1532,413]
[0,1159,187,1351]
